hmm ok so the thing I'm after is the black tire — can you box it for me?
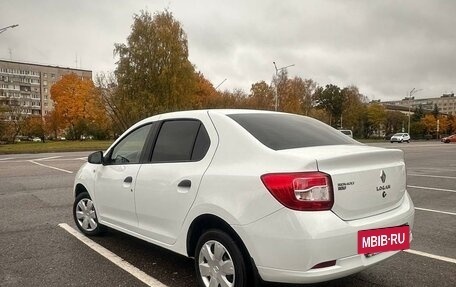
[73,191,104,236]
[390,141,394,143]
[195,229,247,287]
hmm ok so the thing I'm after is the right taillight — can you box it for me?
[261,172,334,211]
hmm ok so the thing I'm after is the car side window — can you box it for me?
[151,120,210,163]
[109,124,152,165]
[191,124,210,161]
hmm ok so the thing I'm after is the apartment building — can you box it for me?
[383,93,456,116]
[0,60,92,119]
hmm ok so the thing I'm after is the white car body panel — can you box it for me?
[73,109,415,284]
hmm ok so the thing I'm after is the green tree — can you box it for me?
[314,84,346,127]
[385,111,407,134]
[114,10,196,129]
[412,104,425,122]
[432,104,439,118]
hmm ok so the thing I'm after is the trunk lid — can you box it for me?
[279,144,406,221]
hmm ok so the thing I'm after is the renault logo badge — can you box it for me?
[380,170,386,183]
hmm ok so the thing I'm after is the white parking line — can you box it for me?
[409,167,456,172]
[408,174,456,180]
[415,207,456,216]
[58,223,167,287]
[0,157,14,161]
[34,156,62,161]
[407,185,456,193]
[29,160,73,174]
[404,249,456,264]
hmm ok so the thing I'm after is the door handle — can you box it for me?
[178,179,191,188]
[124,176,133,183]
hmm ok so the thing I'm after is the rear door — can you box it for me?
[134,117,216,244]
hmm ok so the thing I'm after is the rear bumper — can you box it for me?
[235,192,415,284]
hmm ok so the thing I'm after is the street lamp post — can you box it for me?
[407,88,422,134]
[0,24,19,34]
[273,61,294,111]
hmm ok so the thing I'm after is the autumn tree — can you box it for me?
[436,115,449,136]
[281,77,317,115]
[448,115,456,134]
[51,73,109,140]
[340,86,367,136]
[421,114,437,135]
[217,89,249,108]
[366,103,386,138]
[192,72,221,109]
[44,110,63,139]
[247,81,274,110]
[113,10,196,129]
[23,116,46,142]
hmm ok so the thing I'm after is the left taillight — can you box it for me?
[261,172,334,211]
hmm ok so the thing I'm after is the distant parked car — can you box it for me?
[390,133,410,143]
[339,129,353,138]
[31,137,42,142]
[441,134,456,143]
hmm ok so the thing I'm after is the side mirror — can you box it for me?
[88,151,104,164]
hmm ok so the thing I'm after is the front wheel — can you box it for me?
[73,191,104,236]
[195,230,247,287]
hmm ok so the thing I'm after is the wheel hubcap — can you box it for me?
[198,240,235,287]
[75,198,98,232]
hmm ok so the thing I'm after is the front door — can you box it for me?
[95,124,153,231]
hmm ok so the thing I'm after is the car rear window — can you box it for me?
[228,113,356,150]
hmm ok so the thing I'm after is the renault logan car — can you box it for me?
[73,110,414,287]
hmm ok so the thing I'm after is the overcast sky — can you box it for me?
[1,0,455,101]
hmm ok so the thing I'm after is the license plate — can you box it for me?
[358,225,410,254]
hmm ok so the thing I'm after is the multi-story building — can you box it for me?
[0,60,92,119]
[383,93,456,116]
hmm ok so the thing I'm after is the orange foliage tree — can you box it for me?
[50,73,110,140]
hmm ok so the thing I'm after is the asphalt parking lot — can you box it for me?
[1,142,455,287]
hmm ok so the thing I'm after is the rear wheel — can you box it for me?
[195,230,247,287]
[73,191,103,236]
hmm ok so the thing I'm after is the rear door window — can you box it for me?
[151,120,210,162]
[228,113,356,150]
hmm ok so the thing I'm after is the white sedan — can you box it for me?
[73,110,414,286]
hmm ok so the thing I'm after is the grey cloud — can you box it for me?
[1,0,455,101]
